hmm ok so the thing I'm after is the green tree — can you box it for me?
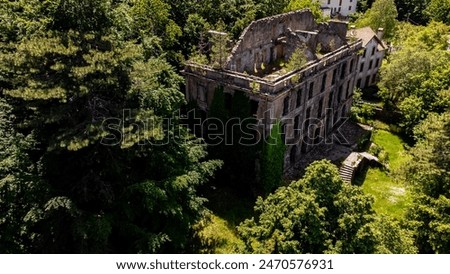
[425,0,450,25]
[404,112,450,253]
[394,0,430,25]
[368,215,418,254]
[379,22,450,136]
[356,0,398,40]
[0,0,221,253]
[284,0,324,20]
[254,0,290,18]
[0,98,44,253]
[238,160,378,254]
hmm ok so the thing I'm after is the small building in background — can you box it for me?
[319,0,358,17]
[350,26,386,89]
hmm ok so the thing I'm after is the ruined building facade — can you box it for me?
[183,10,362,171]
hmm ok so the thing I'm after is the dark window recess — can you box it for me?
[199,109,207,120]
[308,82,314,99]
[365,76,370,88]
[364,49,367,57]
[337,85,343,104]
[375,58,380,68]
[250,100,259,115]
[321,73,327,92]
[314,127,321,145]
[332,69,337,85]
[301,141,307,153]
[341,106,347,120]
[304,107,311,136]
[340,62,347,79]
[290,146,297,165]
[369,60,373,70]
[328,91,334,108]
[296,89,302,108]
[372,74,377,84]
[350,59,354,73]
[372,47,376,55]
[357,78,362,88]
[294,115,300,137]
[281,123,286,144]
[318,98,324,118]
[360,63,364,72]
[283,96,290,116]
[224,93,232,111]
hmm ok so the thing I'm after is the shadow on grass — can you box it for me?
[202,185,256,228]
[353,164,370,187]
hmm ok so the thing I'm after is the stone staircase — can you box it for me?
[339,163,355,183]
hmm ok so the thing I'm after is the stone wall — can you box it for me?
[226,10,317,73]
[225,10,349,75]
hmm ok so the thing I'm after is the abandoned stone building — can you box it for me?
[183,9,363,171]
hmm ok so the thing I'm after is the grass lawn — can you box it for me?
[195,214,245,254]
[197,186,254,253]
[359,129,413,219]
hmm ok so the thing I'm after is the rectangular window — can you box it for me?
[281,123,286,144]
[350,59,354,73]
[338,7,341,12]
[365,76,370,88]
[296,89,303,108]
[372,47,376,55]
[339,0,342,6]
[321,73,327,92]
[309,82,314,99]
[357,78,361,88]
[337,85,343,104]
[360,63,364,72]
[372,74,377,84]
[328,91,334,108]
[363,49,367,57]
[250,100,259,115]
[224,92,232,111]
[369,60,373,70]
[318,98,324,118]
[375,58,380,68]
[304,107,311,137]
[327,0,331,4]
[340,62,347,79]
[332,69,337,85]
[294,115,300,137]
[283,96,290,116]
[349,6,352,10]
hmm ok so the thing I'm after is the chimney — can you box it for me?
[376,28,384,40]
